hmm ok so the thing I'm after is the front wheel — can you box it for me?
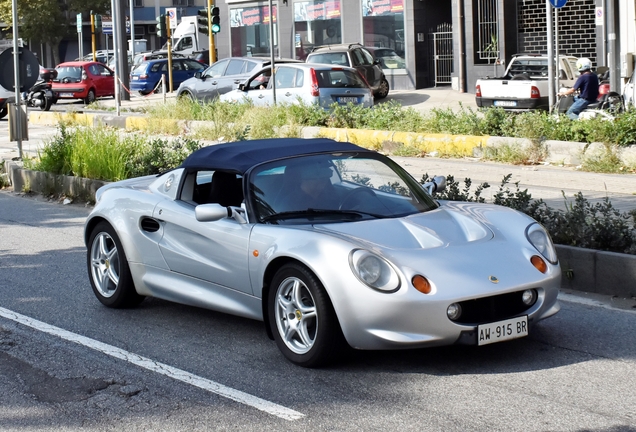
[268,263,344,367]
[87,221,144,308]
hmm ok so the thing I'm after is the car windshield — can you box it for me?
[55,66,83,80]
[249,153,438,224]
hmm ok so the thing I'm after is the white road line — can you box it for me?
[558,293,636,315]
[0,306,304,421]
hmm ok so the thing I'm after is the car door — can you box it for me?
[353,47,381,89]
[92,63,114,97]
[191,59,228,101]
[152,170,253,294]
[216,59,252,96]
[234,68,275,106]
[181,59,206,84]
[274,66,303,105]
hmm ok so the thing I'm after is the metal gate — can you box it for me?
[429,23,453,86]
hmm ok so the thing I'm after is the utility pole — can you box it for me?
[116,0,130,100]
[546,0,555,111]
[607,0,620,91]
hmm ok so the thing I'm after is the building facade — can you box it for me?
[7,0,634,94]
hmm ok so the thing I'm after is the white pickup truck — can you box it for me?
[475,54,579,110]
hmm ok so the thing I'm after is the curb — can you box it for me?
[3,159,635,299]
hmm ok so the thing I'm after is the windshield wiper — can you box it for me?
[261,208,383,223]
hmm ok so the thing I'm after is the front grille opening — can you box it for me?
[453,290,538,324]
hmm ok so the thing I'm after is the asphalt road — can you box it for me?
[1,192,636,431]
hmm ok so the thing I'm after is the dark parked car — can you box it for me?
[130,58,207,95]
[305,43,389,99]
[176,57,301,102]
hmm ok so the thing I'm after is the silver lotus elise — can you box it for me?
[85,138,560,367]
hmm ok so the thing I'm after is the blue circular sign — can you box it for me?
[550,0,567,8]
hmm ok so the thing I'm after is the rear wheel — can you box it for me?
[84,89,96,105]
[87,221,144,308]
[375,78,389,99]
[268,263,344,367]
[41,95,52,111]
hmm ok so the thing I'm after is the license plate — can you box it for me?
[477,315,528,346]
[494,100,517,107]
[60,93,74,97]
[132,76,139,81]
[338,96,360,104]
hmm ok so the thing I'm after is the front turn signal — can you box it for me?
[531,255,548,273]
[412,275,432,294]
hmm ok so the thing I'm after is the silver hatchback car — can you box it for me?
[220,63,373,109]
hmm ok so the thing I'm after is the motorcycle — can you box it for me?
[24,68,56,111]
[555,80,625,121]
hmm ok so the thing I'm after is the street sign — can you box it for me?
[549,0,567,8]
[167,8,177,29]
[76,13,82,33]
[102,20,130,35]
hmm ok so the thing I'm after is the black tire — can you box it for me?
[268,263,344,367]
[375,78,389,99]
[0,107,7,120]
[178,91,195,102]
[84,89,96,105]
[87,221,144,308]
[41,95,52,111]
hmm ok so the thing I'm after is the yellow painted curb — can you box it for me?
[29,111,95,127]
[318,128,489,157]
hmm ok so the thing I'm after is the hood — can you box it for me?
[314,203,495,250]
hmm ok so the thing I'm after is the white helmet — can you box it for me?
[576,58,592,72]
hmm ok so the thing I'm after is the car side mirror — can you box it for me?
[195,204,247,224]
[373,59,381,66]
[422,176,446,195]
[239,83,247,92]
[195,71,202,79]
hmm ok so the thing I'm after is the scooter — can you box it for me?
[555,86,624,121]
[24,68,56,111]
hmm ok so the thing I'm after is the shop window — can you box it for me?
[230,5,278,57]
[474,0,499,64]
[361,0,406,72]
[293,1,342,60]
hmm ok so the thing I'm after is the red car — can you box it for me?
[51,61,115,104]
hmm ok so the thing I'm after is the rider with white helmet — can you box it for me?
[557,57,599,119]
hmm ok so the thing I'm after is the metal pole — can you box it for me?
[555,8,560,94]
[269,0,276,104]
[129,0,135,61]
[457,0,466,92]
[607,0,619,91]
[111,0,120,116]
[11,0,22,158]
[546,0,555,111]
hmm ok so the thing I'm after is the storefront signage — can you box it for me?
[294,1,341,22]
[362,0,404,17]
[230,6,277,27]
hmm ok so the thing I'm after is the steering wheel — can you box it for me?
[339,187,376,210]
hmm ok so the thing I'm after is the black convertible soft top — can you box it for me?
[179,138,370,174]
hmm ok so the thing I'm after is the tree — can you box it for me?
[0,0,110,66]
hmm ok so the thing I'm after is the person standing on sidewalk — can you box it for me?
[557,58,599,120]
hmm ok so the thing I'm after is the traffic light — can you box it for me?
[197,8,208,34]
[94,14,102,33]
[211,7,221,34]
[156,14,167,37]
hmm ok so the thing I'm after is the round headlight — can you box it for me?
[521,289,538,306]
[447,303,462,321]
[526,223,558,264]
[358,255,382,285]
[349,249,400,292]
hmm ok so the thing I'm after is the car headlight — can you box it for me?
[349,249,400,292]
[526,223,558,264]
